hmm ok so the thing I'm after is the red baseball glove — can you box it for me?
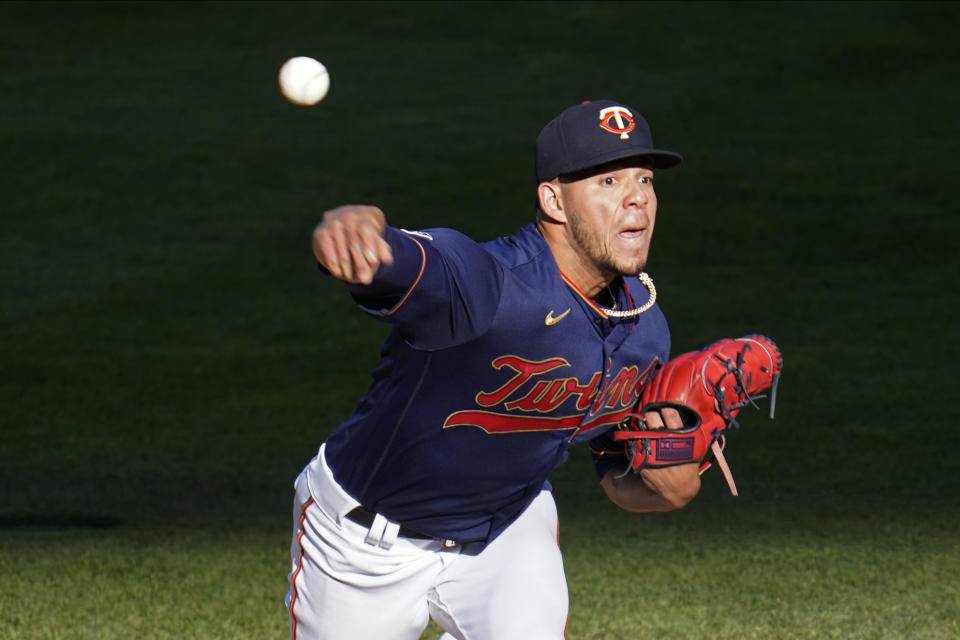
[613,334,783,496]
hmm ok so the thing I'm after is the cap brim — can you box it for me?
[648,150,683,169]
[553,148,683,182]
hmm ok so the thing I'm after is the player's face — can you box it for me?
[559,161,658,278]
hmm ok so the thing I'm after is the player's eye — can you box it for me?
[639,176,654,185]
[602,176,617,186]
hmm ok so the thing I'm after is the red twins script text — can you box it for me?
[442,355,657,437]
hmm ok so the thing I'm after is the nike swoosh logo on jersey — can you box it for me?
[545,308,571,326]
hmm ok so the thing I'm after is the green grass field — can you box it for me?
[2,1,958,638]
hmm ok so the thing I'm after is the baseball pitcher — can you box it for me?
[285,100,782,639]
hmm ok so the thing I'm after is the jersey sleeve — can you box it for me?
[346,226,504,351]
[588,430,629,479]
[344,226,428,311]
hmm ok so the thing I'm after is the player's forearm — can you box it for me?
[600,464,700,513]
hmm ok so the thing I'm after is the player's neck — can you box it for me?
[539,223,616,298]
[561,261,615,300]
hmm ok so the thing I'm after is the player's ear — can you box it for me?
[537,181,567,224]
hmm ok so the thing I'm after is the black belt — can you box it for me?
[345,507,434,540]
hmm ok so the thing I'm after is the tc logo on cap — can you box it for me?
[598,106,635,140]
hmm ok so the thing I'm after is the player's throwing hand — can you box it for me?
[312,205,394,284]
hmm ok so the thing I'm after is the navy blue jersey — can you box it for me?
[322,223,670,546]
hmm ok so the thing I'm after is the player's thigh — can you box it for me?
[432,490,568,640]
[287,499,440,640]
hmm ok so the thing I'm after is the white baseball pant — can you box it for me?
[285,445,568,639]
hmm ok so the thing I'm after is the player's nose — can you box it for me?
[623,180,649,210]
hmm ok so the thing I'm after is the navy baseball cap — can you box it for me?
[535,100,682,183]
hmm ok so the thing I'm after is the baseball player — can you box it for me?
[286,100,701,640]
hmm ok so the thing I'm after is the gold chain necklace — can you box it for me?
[595,272,657,318]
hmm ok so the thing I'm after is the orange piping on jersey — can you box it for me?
[382,237,427,317]
[557,270,611,318]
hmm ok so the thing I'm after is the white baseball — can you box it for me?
[278,56,330,106]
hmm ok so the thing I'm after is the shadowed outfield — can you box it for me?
[1,2,957,638]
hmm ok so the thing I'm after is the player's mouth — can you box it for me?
[617,228,646,240]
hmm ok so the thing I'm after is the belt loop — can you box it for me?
[361,514,400,549]
[380,522,400,550]
[364,513,389,547]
